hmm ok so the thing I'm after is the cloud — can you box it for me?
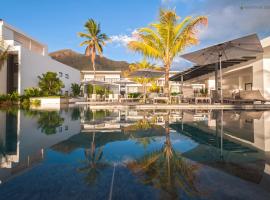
[110,30,138,47]
[190,0,270,49]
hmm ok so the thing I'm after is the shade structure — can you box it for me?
[129,69,165,78]
[181,34,263,65]
[171,34,264,103]
[82,80,116,86]
[113,79,136,85]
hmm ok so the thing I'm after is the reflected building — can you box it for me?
[0,109,81,182]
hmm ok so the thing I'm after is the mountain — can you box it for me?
[49,49,129,71]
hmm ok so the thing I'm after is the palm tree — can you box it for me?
[78,146,109,185]
[124,59,161,102]
[127,119,200,199]
[78,19,109,93]
[128,9,208,96]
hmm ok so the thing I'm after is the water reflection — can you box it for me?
[127,117,200,199]
[0,107,270,199]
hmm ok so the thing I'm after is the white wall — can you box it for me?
[0,60,7,94]
[262,58,270,98]
[19,47,80,95]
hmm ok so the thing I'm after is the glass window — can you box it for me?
[59,72,63,77]
[65,74,69,79]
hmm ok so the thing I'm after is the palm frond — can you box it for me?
[128,41,162,59]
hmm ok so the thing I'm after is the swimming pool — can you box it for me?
[0,107,269,200]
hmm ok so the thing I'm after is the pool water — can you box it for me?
[0,107,270,200]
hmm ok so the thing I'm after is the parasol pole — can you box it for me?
[219,53,223,104]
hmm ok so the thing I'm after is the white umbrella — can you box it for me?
[129,69,165,102]
[129,69,165,78]
[113,79,136,85]
[181,34,263,103]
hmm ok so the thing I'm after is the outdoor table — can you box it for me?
[194,97,212,104]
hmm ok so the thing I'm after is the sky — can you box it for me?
[1,0,270,71]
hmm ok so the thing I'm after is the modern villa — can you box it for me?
[170,34,270,100]
[81,70,184,94]
[0,20,80,95]
[1,1,270,198]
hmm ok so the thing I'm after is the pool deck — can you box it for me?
[75,101,270,110]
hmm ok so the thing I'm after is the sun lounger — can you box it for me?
[224,90,270,104]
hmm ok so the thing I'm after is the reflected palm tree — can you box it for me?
[37,111,64,135]
[127,117,200,199]
[78,146,109,185]
[122,117,162,149]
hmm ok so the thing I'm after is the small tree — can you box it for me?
[71,83,81,97]
[38,72,64,96]
[86,84,93,97]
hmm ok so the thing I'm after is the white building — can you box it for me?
[0,20,80,95]
[171,34,270,99]
[81,70,182,94]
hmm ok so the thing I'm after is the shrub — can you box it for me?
[38,72,64,96]
[31,99,41,106]
[9,91,19,102]
[171,92,180,96]
[128,92,141,98]
[0,92,19,104]
[86,84,93,97]
[148,84,160,93]
[24,87,41,97]
[200,88,208,97]
[95,85,105,96]
[71,83,81,97]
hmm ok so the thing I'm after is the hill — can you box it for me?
[49,49,129,71]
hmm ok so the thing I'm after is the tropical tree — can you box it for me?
[0,39,9,70]
[127,117,200,199]
[78,146,109,185]
[124,59,161,102]
[71,83,81,97]
[37,111,64,135]
[78,19,109,93]
[38,72,64,96]
[128,9,208,96]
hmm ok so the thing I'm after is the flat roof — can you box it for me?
[0,20,46,47]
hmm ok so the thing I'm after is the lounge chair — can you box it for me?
[147,93,158,104]
[225,90,270,104]
[105,94,114,102]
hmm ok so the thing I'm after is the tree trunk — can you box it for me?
[92,58,96,94]
[143,83,146,103]
[164,64,170,97]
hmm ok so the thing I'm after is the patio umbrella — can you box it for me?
[82,80,116,96]
[129,69,165,102]
[181,34,263,103]
[129,69,165,78]
[114,79,136,95]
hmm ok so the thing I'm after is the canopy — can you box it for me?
[113,79,136,85]
[82,80,116,86]
[170,34,263,103]
[170,34,263,81]
[170,34,263,82]
[129,69,165,78]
